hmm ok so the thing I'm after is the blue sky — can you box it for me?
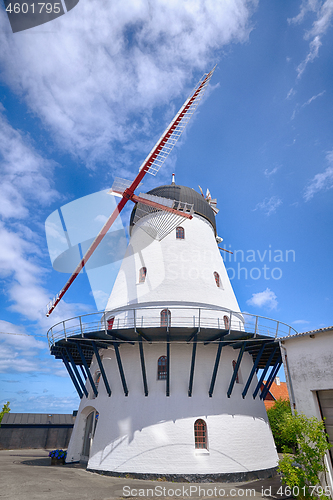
[0,0,332,413]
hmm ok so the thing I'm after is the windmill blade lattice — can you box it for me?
[132,193,194,241]
[139,67,216,176]
[109,177,133,197]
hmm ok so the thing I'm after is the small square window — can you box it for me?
[139,267,147,283]
[194,419,207,449]
[176,227,185,239]
[158,356,167,380]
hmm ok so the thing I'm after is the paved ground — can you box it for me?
[0,449,293,500]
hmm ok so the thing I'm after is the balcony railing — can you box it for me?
[46,305,298,348]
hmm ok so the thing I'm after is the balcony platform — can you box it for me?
[47,306,296,400]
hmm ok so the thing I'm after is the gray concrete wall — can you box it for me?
[0,426,73,450]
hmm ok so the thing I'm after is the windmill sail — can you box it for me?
[139,67,216,176]
[46,66,216,316]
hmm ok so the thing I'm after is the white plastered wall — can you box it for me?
[105,214,240,313]
[67,343,278,474]
[282,330,333,493]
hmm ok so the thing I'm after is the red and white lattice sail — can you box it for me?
[46,66,216,316]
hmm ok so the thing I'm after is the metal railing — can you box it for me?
[47,305,298,348]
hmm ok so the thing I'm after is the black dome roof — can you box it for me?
[130,184,216,234]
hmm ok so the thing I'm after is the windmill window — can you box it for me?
[176,227,185,239]
[160,309,171,327]
[232,360,239,383]
[92,372,101,399]
[139,267,147,283]
[158,355,167,380]
[194,419,207,449]
[213,271,221,288]
[107,317,114,330]
[95,372,101,389]
[223,315,229,330]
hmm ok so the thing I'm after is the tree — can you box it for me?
[267,398,297,452]
[278,413,331,500]
[0,401,10,426]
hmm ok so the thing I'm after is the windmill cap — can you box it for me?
[130,184,217,234]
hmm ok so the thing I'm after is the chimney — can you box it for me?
[275,376,280,385]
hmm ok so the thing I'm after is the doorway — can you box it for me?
[81,410,99,462]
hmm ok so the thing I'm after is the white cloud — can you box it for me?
[292,319,310,324]
[286,87,296,99]
[306,0,333,38]
[13,394,79,413]
[0,109,89,330]
[301,90,326,108]
[264,165,280,177]
[246,288,278,310]
[253,196,282,216]
[291,90,325,120]
[289,0,333,79]
[0,0,257,166]
[0,321,49,374]
[288,0,320,25]
[297,35,322,78]
[0,321,46,350]
[0,109,59,220]
[304,150,333,200]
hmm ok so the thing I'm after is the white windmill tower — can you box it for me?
[46,68,296,480]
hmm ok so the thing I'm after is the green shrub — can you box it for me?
[267,398,297,452]
[0,402,10,426]
[278,413,331,500]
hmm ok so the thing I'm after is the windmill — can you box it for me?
[46,66,216,317]
[46,67,297,479]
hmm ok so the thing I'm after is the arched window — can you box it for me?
[158,356,167,380]
[232,360,239,383]
[176,227,185,239]
[92,372,101,399]
[194,419,207,449]
[107,317,114,330]
[213,271,221,288]
[139,266,147,283]
[160,309,171,327]
[223,315,229,330]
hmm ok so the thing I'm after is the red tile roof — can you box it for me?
[261,379,289,410]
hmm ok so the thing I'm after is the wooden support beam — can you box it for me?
[227,343,245,398]
[91,341,111,397]
[65,347,88,397]
[188,332,197,397]
[209,340,223,397]
[61,352,83,399]
[242,342,266,399]
[138,335,148,397]
[76,342,98,398]
[113,341,128,396]
[260,358,282,400]
[79,364,87,380]
[166,333,170,397]
[252,346,278,399]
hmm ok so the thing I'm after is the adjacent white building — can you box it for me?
[280,327,333,492]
